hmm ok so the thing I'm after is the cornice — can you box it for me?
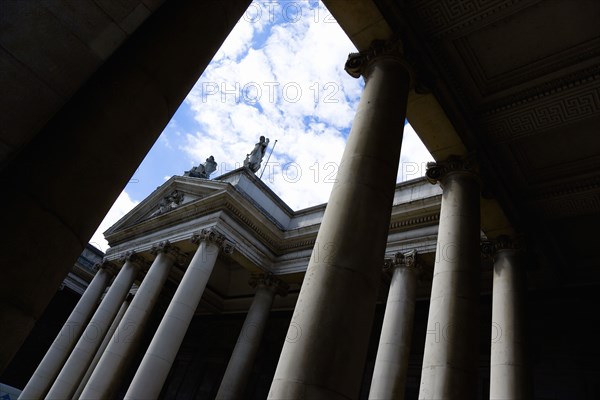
[389,213,439,231]
[104,176,443,272]
[223,200,278,248]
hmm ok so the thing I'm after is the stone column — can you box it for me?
[45,252,144,400]
[216,274,289,400]
[369,251,420,400]
[80,241,185,399]
[484,236,529,399]
[0,0,252,373]
[72,294,132,399]
[268,39,413,400]
[18,262,116,399]
[124,228,234,400]
[419,156,481,399]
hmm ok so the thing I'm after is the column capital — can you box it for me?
[344,37,414,82]
[425,154,479,186]
[150,240,187,265]
[384,250,421,271]
[94,259,119,276]
[191,228,235,254]
[481,235,525,259]
[249,273,289,297]
[118,250,147,269]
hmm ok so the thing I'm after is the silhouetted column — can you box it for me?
[0,0,252,373]
[419,156,480,399]
[80,241,184,399]
[369,251,420,400]
[45,252,144,400]
[484,236,530,399]
[72,293,131,399]
[19,262,116,400]
[269,38,413,400]
[124,229,234,400]
[216,274,288,400]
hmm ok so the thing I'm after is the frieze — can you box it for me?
[481,75,600,143]
[406,0,537,41]
[224,202,277,247]
[481,66,600,114]
[389,214,439,230]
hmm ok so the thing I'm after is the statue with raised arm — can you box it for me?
[244,136,270,173]
[184,155,217,179]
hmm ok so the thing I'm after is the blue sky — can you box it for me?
[89,0,433,252]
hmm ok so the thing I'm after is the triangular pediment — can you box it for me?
[105,176,230,237]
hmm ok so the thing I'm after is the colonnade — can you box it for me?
[265,37,528,399]
[21,37,529,399]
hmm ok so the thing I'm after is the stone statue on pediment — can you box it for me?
[185,155,217,179]
[244,136,269,173]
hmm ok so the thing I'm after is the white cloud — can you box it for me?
[89,191,139,253]
[180,0,432,210]
[87,1,435,255]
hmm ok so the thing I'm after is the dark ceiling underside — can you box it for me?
[375,0,600,279]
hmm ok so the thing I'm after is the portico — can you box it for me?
[3,0,599,399]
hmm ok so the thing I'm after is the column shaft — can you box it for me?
[269,43,411,400]
[45,258,140,399]
[419,169,480,399]
[216,285,276,400]
[490,249,528,399]
[72,296,130,399]
[81,247,176,399]
[124,235,225,399]
[18,266,113,399]
[0,0,252,373]
[369,262,418,400]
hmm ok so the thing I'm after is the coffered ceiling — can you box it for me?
[370,0,600,278]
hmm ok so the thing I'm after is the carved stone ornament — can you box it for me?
[249,273,289,297]
[481,235,525,259]
[150,240,187,265]
[404,249,419,268]
[118,250,146,268]
[191,228,235,254]
[383,250,420,271]
[344,37,411,80]
[150,190,185,218]
[94,259,118,276]
[244,136,270,173]
[184,155,217,179]
[425,154,479,185]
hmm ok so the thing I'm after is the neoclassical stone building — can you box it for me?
[16,166,445,399]
[1,0,599,399]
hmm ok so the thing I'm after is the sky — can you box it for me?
[89,0,433,253]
